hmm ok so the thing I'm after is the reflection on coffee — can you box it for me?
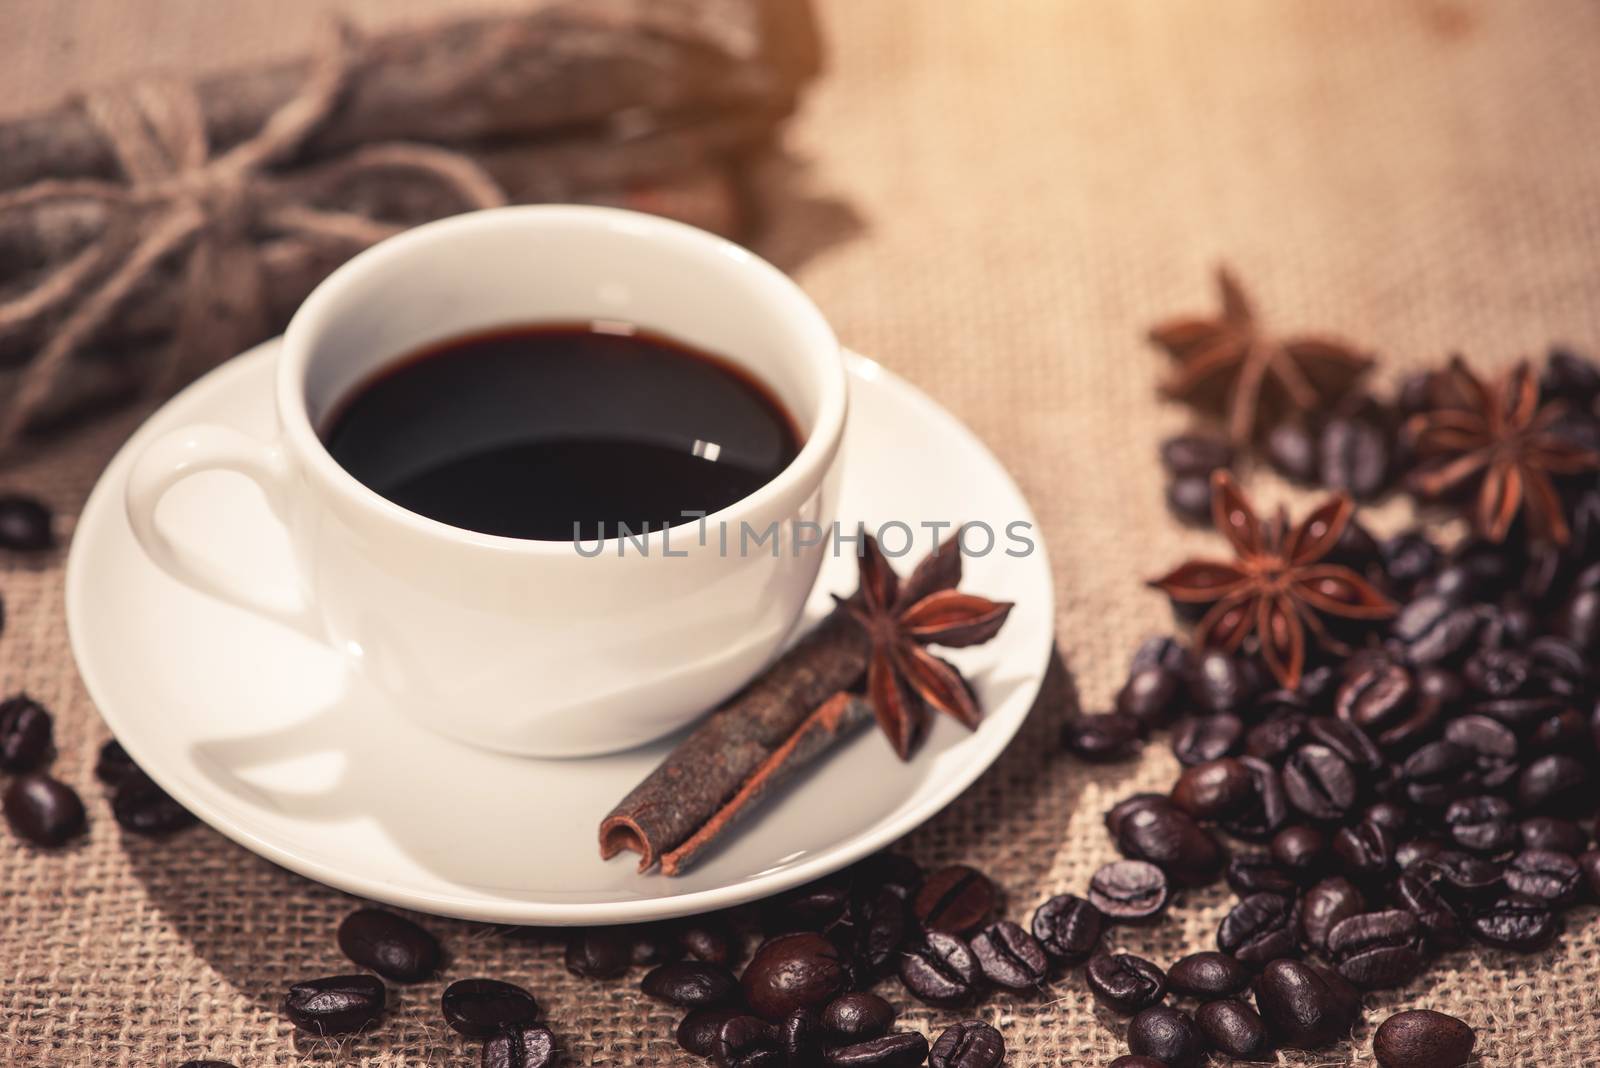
[322,323,801,541]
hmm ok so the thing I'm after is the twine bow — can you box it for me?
[0,22,506,447]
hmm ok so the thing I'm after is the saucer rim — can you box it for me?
[66,338,1055,924]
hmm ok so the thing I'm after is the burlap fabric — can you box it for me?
[5,1,1600,1064]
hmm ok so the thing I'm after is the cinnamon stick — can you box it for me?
[600,607,871,873]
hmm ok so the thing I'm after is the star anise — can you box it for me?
[1404,356,1600,545]
[1149,266,1373,444]
[1149,472,1395,688]
[838,532,1014,760]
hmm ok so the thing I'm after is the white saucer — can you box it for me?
[66,339,1054,925]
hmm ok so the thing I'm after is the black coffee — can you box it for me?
[322,323,800,541]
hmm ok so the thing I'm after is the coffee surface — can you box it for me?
[322,324,800,541]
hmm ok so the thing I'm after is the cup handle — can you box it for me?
[125,424,323,641]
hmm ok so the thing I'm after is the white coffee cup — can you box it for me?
[124,205,847,756]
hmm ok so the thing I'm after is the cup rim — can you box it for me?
[278,205,847,555]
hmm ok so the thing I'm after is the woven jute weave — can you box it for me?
[5,1,1600,1064]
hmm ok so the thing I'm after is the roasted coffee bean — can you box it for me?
[1443,713,1518,767]
[1529,707,1588,752]
[898,931,979,1007]
[1246,712,1306,762]
[1519,816,1588,854]
[1320,415,1389,498]
[1218,892,1299,965]
[820,993,895,1043]
[1364,800,1410,836]
[1126,1006,1204,1068]
[847,884,912,976]
[1030,893,1104,963]
[715,1015,782,1068]
[1283,744,1359,821]
[1253,959,1360,1050]
[1266,420,1319,482]
[1222,756,1290,841]
[1381,532,1440,594]
[1165,951,1250,999]
[1395,837,1447,871]
[1333,819,1396,879]
[1105,793,1175,839]
[1225,853,1298,897]
[1305,717,1383,774]
[482,1024,556,1068]
[1196,999,1273,1061]
[1166,475,1215,524]
[824,1032,929,1068]
[742,933,845,1020]
[1503,849,1582,907]
[675,917,739,967]
[111,770,197,836]
[1301,877,1365,952]
[1170,757,1253,820]
[1581,850,1600,900]
[780,1008,822,1067]
[1336,657,1415,736]
[94,738,137,787]
[563,927,631,979]
[1468,893,1560,952]
[1327,910,1425,989]
[1088,860,1170,922]
[1161,433,1234,476]
[337,908,441,983]
[928,1020,1004,1068]
[0,695,52,771]
[1115,804,1224,888]
[969,921,1046,990]
[1116,666,1183,732]
[0,494,54,551]
[678,1009,741,1058]
[1517,754,1589,814]
[913,865,996,934]
[1396,869,1466,953]
[1429,851,1503,902]
[1085,953,1166,1015]
[627,924,681,967]
[851,852,924,900]
[1442,795,1517,855]
[1270,825,1327,877]
[1372,1009,1476,1068]
[1171,714,1244,766]
[284,975,386,1036]
[1544,346,1600,401]
[442,978,539,1037]
[1396,596,1482,665]
[764,877,851,932]
[3,773,86,847]
[1062,711,1142,762]
[643,960,741,1009]
[1130,635,1191,676]
[1188,650,1257,714]
[1400,741,1473,809]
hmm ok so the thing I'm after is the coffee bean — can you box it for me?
[824,1032,930,1068]
[928,1020,1004,1068]
[1336,656,1414,735]
[851,852,924,900]
[1518,753,1589,814]
[1222,756,1290,841]
[678,1009,741,1058]
[741,932,847,1021]
[1362,801,1410,836]
[1301,876,1365,953]
[1468,893,1560,952]
[898,931,978,1007]
[3,773,86,846]
[1161,433,1234,476]
[1130,635,1191,676]
[1372,1009,1476,1068]
[1246,711,1306,762]
[1061,712,1142,762]
[1170,757,1253,820]
[1442,795,1517,854]
[1283,744,1359,821]
[0,494,54,551]
[1395,595,1482,664]
[1088,860,1170,922]
[284,974,386,1035]
[1031,893,1104,963]
[680,916,741,967]
[111,770,197,836]
[1166,951,1250,999]
[1333,819,1396,879]
[94,738,137,787]
[1327,910,1425,989]
[1166,475,1215,524]
[337,908,440,983]
[764,877,851,932]
[1519,817,1588,854]
[482,1024,556,1068]
[0,694,52,772]
[1126,1006,1204,1068]
[1105,793,1175,839]
[1270,825,1327,877]
[1086,953,1166,1015]
[628,926,681,969]
[969,920,1046,990]
[1395,837,1447,871]
[1195,998,1273,1061]
[1400,741,1473,809]
[1114,805,1224,888]
[715,1015,782,1068]
[1116,666,1183,732]
[1504,848,1582,906]
[1171,714,1244,767]
[643,959,741,1011]
[1266,420,1319,482]
[1225,853,1298,897]
[442,978,539,1037]
[1217,892,1300,965]
[846,884,912,977]
[913,865,996,934]
[1320,416,1389,498]
[1252,959,1360,1050]
[1580,850,1600,900]
[563,927,631,979]
[1188,651,1257,714]
[780,1007,822,1066]
[1429,851,1504,902]
[820,993,895,1043]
